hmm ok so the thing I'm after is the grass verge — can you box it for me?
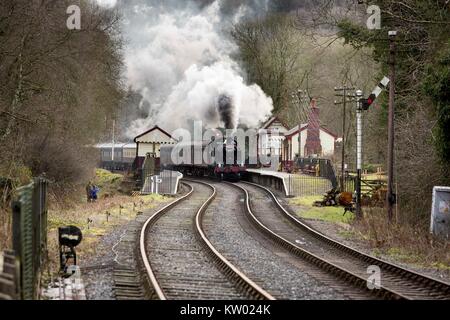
[354,208,449,270]
[46,193,170,274]
[290,195,355,224]
[290,195,449,271]
[45,169,171,274]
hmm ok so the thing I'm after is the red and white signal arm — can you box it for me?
[362,76,390,110]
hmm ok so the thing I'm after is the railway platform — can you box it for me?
[246,169,291,197]
[246,169,332,197]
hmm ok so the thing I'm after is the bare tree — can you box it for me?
[0,0,124,188]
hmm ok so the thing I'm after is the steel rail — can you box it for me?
[139,182,194,300]
[235,181,450,300]
[189,179,275,300]
[243,181,450,299]
[139,180,275,300]
[227,182,408,300]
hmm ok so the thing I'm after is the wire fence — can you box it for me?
[296,158,338,189]
[286,174,333,197]
[282,158,337,197]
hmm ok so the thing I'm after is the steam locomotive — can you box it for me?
[160,137,246,181]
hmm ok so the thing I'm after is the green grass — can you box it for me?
[430,262,450,271]
[372,246,441,268]
[338,229,356,240]
[290,195,355,224]
[289,195,321,207]
[386,247,421,264]
[93,168,124,198]
[94,168,123,186]
[46,192,171,274]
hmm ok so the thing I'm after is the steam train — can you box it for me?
[160,137,246,181]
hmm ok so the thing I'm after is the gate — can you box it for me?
[141,170,182,196]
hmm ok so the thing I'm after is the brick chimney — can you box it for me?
[305,99,322,157]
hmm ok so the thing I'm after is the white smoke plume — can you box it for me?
[113,0,274,137]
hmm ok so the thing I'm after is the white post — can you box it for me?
[151,176,155,194]
[355,90,363,218]
[155,176,162,194]
[111,120,115,162]
[356,109,362,171]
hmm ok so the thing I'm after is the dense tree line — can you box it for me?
[231,9,378,167]
[0,1,123,196]
[232,0,450,223]
[231,14,302,115]
[337,0,450,221]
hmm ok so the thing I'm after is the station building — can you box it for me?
[259,99,337,166]
[133,126,177,169]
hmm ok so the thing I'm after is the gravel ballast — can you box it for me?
[203,182,348,300]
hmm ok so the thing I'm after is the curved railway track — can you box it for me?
[203,181,375,300]
[230,181,450,300]
[138,180,274,300]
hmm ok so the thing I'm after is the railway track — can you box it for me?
[230,181,450,300]
[203,181,374,300]
[138,180,274,300]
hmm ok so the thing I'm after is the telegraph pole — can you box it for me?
[355,90,363,219]
[387,31,397,222]
[334,86,355,190]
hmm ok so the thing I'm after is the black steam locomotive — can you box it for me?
[160,137,246,181]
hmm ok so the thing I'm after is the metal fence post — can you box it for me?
[18,183,34,300]
[10,178,48,300]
